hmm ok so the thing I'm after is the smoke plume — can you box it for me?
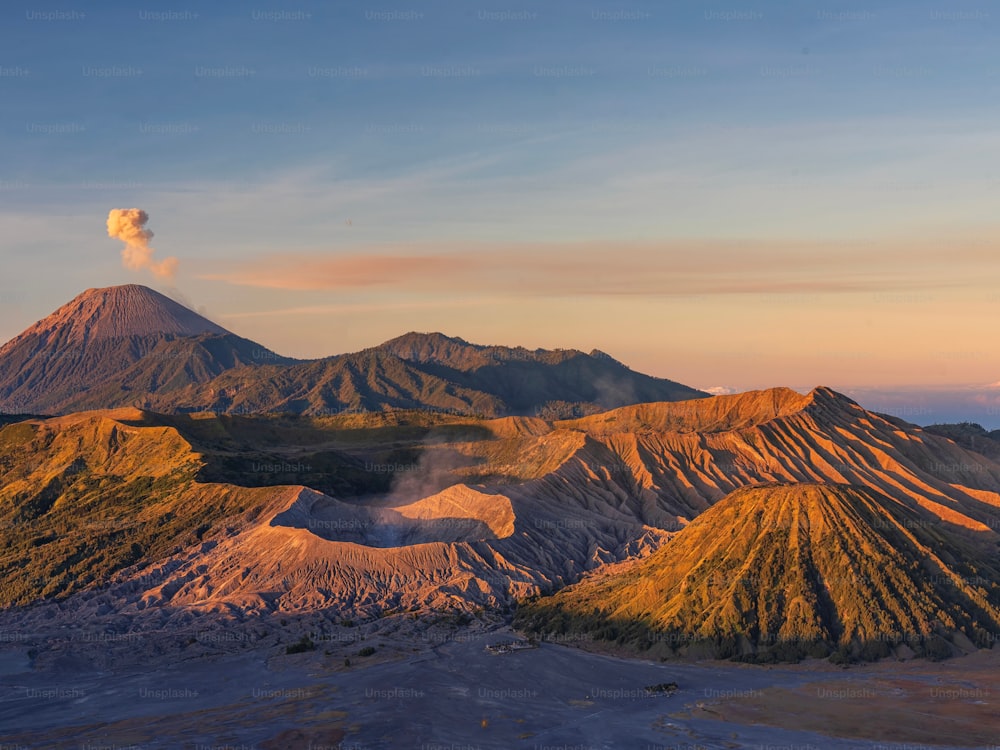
[106,208,178,279]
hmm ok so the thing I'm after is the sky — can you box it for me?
[1,0,999,422]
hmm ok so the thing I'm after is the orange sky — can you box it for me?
[184,233,1000,390]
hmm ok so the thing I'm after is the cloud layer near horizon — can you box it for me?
[198,237,995,297]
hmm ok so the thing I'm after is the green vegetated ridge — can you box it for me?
[0,411,274,606]
[0,407,532,607]
[143,334,707,419]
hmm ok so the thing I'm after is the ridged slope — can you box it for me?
[516,483,1000,661]
[557,386,813,435]
[0,285,288,414]
[556,386,1000,533]
[5,385,1000,651]
[147,349,507,417]
[0,285,225,352]
[379,331,600,370]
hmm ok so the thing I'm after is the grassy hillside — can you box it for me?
[0,412,267,605]
[0,408,562,608]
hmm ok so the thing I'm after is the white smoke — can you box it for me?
[704,386,738,396]
[106,208,178,279]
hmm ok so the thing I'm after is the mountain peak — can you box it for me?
[588,348,620,363]
[380,331,474,350]
[805,385,866,413]
[0,285,282,414]
[518,481,1000,662]
[377,331,540,370]
[2,284,228,352]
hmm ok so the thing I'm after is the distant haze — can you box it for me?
[841,387,1000,431]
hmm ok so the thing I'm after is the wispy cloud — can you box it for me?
[703,386,739,396]
[203,255,472,291]
[221,296,504,319]
[197,236,998,297]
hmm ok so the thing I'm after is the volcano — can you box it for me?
[516,481,1000,662]
[0,285,289,414]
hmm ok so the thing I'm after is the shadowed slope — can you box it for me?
[145,349,506,417]
[379,332,707,415]
[148,332,708,418]
[923,421,1000,459]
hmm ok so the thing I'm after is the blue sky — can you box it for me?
[2,1,999,421]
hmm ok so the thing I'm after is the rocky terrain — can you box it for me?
[1,385,999,667]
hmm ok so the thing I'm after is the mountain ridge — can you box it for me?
[377,331,623,371]
[0,285,708,418]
